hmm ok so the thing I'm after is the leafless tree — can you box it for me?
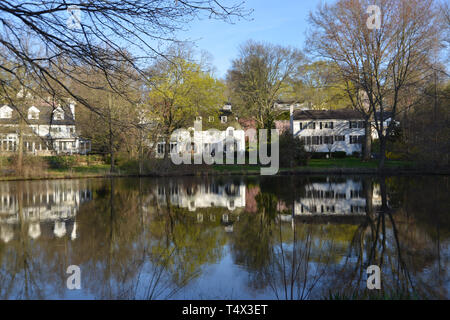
[307,0,445,168]
[227,40,305,130]
[0,1,248,120]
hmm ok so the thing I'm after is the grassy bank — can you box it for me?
[1,156,444,182]
[0,164,115,181]
[212,157,418,174]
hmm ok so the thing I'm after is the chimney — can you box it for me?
[68,100,76,120]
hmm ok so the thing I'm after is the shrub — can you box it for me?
[8,155,48,177]
[45,155,78,169]
[332,151,347,158]
[279,131,308,167]
[310,152,328,159]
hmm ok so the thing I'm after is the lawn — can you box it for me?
[305,157,414,169]
[50,164,111,174]
[212,157,415,173]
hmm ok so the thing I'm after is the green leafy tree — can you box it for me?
[145,48,225,159]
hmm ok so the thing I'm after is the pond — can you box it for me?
[0,175,448,299]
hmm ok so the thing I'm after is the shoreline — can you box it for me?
[1,166,448,182]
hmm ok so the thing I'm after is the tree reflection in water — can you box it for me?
[0,176,447,299]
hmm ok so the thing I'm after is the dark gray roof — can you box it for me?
[0,102,75,126]
[375,111,393,121]
[292,108,363,121]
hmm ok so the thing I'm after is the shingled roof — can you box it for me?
[292,108,363,121]
[0,102,75,126]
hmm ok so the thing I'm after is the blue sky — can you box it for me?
[176,0,333,78]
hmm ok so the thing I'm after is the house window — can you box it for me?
[349,121,358,129]
[170,142,177,153]
[53,110,64,120]
[320,122,334,129]
[28,111,39,120]
[157,143,165,155]
[307,122,315,129]
[209,116,214,122]
[220,116,228,123]
[324,122,333,129]
[324,136,334,144]
[334,135,345,142]
[350,190,364,198]
[350,136,364,144]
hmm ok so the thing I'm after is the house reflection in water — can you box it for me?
[155,182,246,212]
[0,180,93,243]
[288,178,382,219]
[150,180,246,233]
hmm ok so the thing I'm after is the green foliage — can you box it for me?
[279,131,308,167]
[289,60,350,109]
[45,156,78,169]
[146,54,225,136]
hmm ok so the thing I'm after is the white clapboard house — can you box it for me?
[0,100,90,155]
[290,108,366,155]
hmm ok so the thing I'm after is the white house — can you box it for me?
[155,122,246,160]
[0,100,91,155]
[289,106,397,156]
[290,108,366,155]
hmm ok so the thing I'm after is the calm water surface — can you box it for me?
[0,175,448,299]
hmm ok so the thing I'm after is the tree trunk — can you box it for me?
[378,137,387,171]
[138,129,143,176]
[108,94,115,173]
[16,121,24,175]
[363,120,372,161]
[163,135,170,161]
[110,149,115,173]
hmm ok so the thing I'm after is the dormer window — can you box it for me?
[28,106,40,120]
[0,105,13,119]
[220,116,228,123]
[53,107,64,120]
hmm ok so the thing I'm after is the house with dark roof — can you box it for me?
[0,100,90,155]
[290,108,367,155]
[289,107,396,155]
